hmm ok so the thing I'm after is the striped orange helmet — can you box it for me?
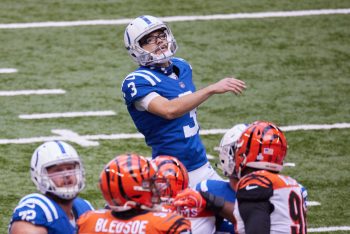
[99,153,159,211]
[152,155,189,201]
[234,121,288,178]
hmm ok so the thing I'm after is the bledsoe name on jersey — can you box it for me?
[95,218,148,234]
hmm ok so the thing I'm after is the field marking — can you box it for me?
[0,89,66,96]
[0,68,17,73]
[201,123,350,135]
[206,154,215,160]
[19,110,116,119]
[307,201,321,207]
[0,123,349,146]
[51,129,99,147]
[283,162,296,167]
[308,226,350,232]
[0,9,349,29]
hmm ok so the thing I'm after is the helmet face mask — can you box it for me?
[30,141,85,200]
[152,155,189,203]
[218,124,249,177]
[124,15,178,66]
[234,121,288,179]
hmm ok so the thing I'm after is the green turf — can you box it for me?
[1,0,350,232]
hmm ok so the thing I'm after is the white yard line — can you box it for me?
[201,123,350,135]
[0,89,65,96]
[307,201,321,207]
[0,123,349,146]
[308,226,350,232]
[0,9,349,29]
[51,129,99,147]
[0,68,17,73]
[19,110,116,119]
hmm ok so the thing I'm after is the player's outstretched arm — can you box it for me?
[148,77,246,119]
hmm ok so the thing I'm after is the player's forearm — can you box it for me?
[164,85,215,119]
[219,201,235,224]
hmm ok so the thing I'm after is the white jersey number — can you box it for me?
[180,91,199,138]
[18,210,36,221]
[128,82,137,97]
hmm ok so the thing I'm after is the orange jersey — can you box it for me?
[77,209,191,234]
[234,170,307,234]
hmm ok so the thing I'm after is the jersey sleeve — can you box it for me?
[236,173,273,202]
[236,173,274,234]
[121,70,162,106]
[10,193,58,226]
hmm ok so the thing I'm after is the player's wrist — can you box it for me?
[199,191,225,213]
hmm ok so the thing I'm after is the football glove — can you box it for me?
[173,188,207,210]
[173,188,225,214]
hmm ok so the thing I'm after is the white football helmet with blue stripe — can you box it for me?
[124,15,178,66]
[30,141,85,200]
[218,124,249,177]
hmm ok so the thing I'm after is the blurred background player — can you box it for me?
[9,141,93,234]
[77,153,191,234]
[197,123,248,233]
[122,15,246,187]
[174,121,308,234]
[152,155,215,234]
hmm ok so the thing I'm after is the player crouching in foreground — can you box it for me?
[152,155,216,234]
[174,121,307,234]
[9,141,93,234]
[77,153,191,234]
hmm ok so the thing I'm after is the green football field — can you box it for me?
[1,0,349,233]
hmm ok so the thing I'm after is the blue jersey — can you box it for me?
[196,180,236,234]
[121,57,207,171]
[9,193,94,234]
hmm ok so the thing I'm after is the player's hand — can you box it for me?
[210,77,246,95]
[173,188,207,210]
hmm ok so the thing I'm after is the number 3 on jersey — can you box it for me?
[128,82,137,97]
[180,91,199,138]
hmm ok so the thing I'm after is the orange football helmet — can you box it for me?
[152,155,189,202]
[234,121,288,178]
[99,153,159,211]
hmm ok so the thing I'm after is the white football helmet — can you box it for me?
[30,141,85,200]
[124,15,178,66]
[218,124,249,177]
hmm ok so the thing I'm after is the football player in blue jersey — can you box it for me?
[122,15,246,187]
[9,141,94,234]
